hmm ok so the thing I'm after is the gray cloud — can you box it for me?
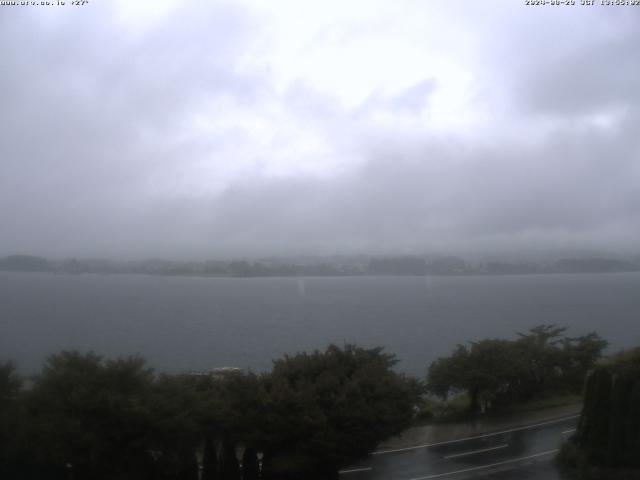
[197,123,640,256]
[1,2,639,260]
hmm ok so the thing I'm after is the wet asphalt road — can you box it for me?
[339,416,578,480]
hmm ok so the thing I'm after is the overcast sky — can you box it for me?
[1,0,639,259]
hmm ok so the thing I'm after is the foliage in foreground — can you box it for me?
[260,345,420,478]
[426,325,608,413]
[0,345,419,480]
[559,348,640,478]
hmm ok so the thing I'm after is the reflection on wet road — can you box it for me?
[339,416,577,480]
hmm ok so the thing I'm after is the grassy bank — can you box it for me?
[414,393,583,426]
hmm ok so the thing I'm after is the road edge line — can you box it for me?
[407,449,558,480]
[373,414,579,455]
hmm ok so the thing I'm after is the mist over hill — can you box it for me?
[2,253,639,277]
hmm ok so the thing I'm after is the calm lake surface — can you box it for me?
[1,272,639,377]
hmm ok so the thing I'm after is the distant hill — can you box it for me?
[0,254,638,277]
[556,258,636,273]
[0,255,50,272]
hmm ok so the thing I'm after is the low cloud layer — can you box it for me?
[1,1,639,259]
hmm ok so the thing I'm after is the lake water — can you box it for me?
[1,272,639,377]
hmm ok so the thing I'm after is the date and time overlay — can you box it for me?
[526,0,640,6]
[1,0,640,7]
[1,1,88,6]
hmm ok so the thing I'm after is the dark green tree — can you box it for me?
[559,333,609,391]
[149,374,207,480]
[0,362,26,479]
[514,325,569,397]
[201,433,219,480]
[26,351,156,480]
[219,438,240,480]
[427,339,519,413]
[241,447,259,480]
[191,370,263,480]
[259,344,420,479]
[567,347,640,475]
[427,325,608,413]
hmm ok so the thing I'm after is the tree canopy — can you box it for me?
[426,325,608,413]
[260,344,420,479]
[572,348,640,470]
[0,345,419,480]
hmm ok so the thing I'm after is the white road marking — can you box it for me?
[338,467,373,474]
[372,415,579,455]
[407,449,559,480]
[562,428,577,434]
[443,443,509,459]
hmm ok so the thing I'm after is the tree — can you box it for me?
[567,347,640,474]
[426,325,608,413]
[190,369,264,480]
[426,345,469,400]
[26,351,156,480]
[259,344,420,479]
[219,438,240,480]
[427,340,519,413]
[0,362,25,479]
[560,333,609,391]
[514,326,607,399]
[148,374,206,480]
[0,361,21,403]
[241,447,259,480]
[514,324,569,398]
[201,433,219,480]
